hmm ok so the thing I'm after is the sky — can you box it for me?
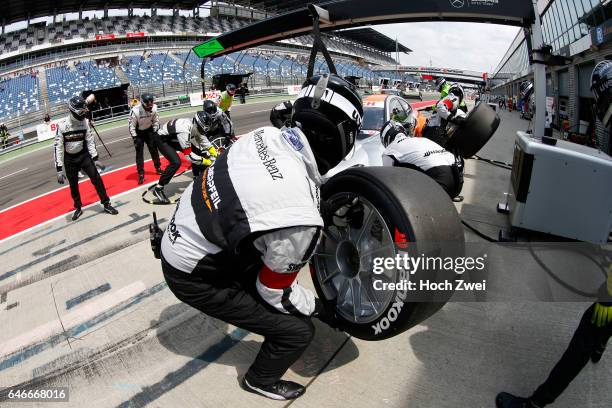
[374,22,520,74]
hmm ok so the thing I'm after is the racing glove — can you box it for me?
[132,137,138,148]
[208,146,219,158]
[56,170,65,184]
[321,195,364,229]
[592,303,612,328]
[592,266,612,328]
[450,115,467,125]
[313,298,341,329]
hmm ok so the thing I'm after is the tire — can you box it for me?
[445,102,500,158]
[312,167,465,340]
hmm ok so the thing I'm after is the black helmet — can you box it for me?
[226,83,237,95]
[519,80,534,100]
[435,77,447,92]
[68,95,89,120]
[203,99,218,115]
[591,60,612,126]
[270,100,293,129]
[291,74,363,175]
[448,83,464,102]
[194,107,222,134]
[140,92,155,111]
[380,120,407,147]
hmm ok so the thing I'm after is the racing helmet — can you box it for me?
[194,103,222,134]
[68,95,89,121]
[448,83,464,103]
[291,74,363,175]
[270,101,293,129]
[435,77,447,92]
[591,60,612,127]
[140,93,155,111]
[380,120,408,147]
[226,83,237,95]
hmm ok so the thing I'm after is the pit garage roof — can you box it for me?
[337,28,411,53]
[3,0,206,26]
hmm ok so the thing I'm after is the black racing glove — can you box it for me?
[149,212,163,259]
[320,194,364,229]
[313,298,342,330]
[450,115,467,125]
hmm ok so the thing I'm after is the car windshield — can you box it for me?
[361,107,385,131]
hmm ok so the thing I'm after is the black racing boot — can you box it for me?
[496,392,541,408]
[103,203,118,215]
[241,377,305,401]
[138,173,145,185]
[152,185,170,204]
[71,208,83,221]
[155,167,163,175]
[591,342,607,363]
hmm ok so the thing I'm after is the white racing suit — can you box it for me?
[156,118,216,184]
[54,116,110,209]
[160,126,323,387]
[129,103,161,175]
[423,94,468,147]
[383,133,464,198]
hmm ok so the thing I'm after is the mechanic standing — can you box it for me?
[380,120,463,199]
[435,77,468,114]
[215,83,237,119]
[436,83,468,126]
[496,60,612,408]
[54,96,118,221]
[129,92,162,185]
[152,110,221,203]
[0,123,8,149]
[156,74,364,400]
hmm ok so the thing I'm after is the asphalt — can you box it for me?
[0,98,285,211]
[0,103,610,408]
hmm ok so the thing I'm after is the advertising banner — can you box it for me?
[189,91,221,107]
[287,85,302,95]
[37,122,58,142]
[95,34,115,40]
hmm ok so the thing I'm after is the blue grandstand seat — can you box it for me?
[46,61,121,104]
[0,74,40,120]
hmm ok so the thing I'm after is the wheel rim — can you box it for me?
[314,195,398,324]
[211,136,231,153]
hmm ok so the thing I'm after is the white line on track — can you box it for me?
[249,108,273,114]
[0,168,28,180]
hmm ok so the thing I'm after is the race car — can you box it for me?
[324,93,432,179]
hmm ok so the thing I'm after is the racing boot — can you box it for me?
[152,185,170,204]
[103,203,118,215]
[496,392,541,408]
[241,377,305,401]
[138,173,145,185]
[155,166,163,175]
[71,208,83,221]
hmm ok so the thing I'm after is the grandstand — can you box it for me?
[0,1,410,124]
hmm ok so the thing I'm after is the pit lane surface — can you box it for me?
[0,104,609,408]
[0,99,283,212]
